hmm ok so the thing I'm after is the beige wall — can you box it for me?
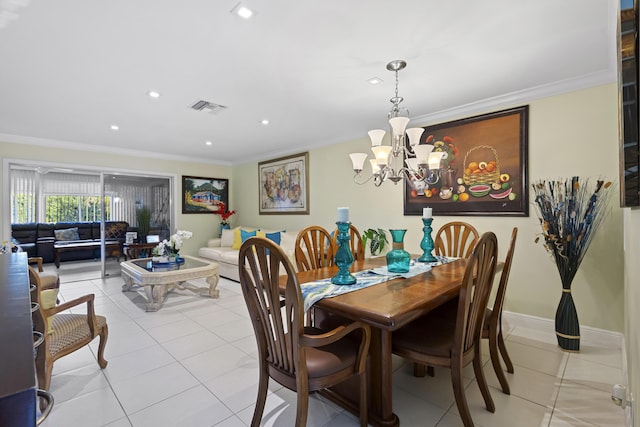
[233,83,624,332]
[0,142,231,256]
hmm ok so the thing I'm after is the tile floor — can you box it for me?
[38,261,628,427]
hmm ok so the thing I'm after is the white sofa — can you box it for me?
[198,226,298,281]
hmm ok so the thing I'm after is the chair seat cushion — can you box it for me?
[49,313,107,356]
[301,327,358,379]
[392,315,455,358]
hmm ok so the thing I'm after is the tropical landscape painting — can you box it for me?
[182,176,229,213]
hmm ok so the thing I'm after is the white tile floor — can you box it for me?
[38,261,628,427]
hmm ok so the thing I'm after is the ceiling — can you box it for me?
[0,0,618,166]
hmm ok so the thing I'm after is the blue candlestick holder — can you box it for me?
[331,221,357,285]
[418,218,437,263]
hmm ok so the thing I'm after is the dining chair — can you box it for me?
[29,265,108,392]
[434,221,480,258]
[392,232,498,427]
[28,257,60,293]
[483,227,518,394]
[238,236,371,427]
[295,225,336,272]
[331,223,365,261]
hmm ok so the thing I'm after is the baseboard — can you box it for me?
[502,310,625,349]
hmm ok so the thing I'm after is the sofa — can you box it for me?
[11,221,129,264]
[198,226,298,281]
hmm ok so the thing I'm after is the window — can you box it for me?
[44,195,112,223]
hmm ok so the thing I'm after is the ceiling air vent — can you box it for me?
[190,100,228,115]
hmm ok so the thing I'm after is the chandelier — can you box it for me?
[349,60,445,187]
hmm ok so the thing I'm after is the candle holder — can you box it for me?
[418,218,437,263]
[332,221,357,285]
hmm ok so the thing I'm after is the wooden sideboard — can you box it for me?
[0,253,37,426]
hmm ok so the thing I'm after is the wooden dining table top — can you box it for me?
[283,256,470,331]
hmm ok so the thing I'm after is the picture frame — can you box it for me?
[181,175,229,214]
[259,152,309,214]
[404,105,529,216]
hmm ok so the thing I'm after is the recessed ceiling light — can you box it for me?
[368,77,383,85]
[147,90,161,98]
[205,141,213,146]
[261,119,269,125]
[231,2,253,19]
[110,125,119,131]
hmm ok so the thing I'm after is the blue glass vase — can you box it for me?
[386,229,411,273]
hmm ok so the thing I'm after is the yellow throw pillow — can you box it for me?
[40,289,59,334]
[232,228,242,250]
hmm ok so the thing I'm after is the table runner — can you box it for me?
[300,256,457,311]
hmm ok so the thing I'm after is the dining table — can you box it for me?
[281,255,472,427]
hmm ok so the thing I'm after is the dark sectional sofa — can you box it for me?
[11,221,129,264]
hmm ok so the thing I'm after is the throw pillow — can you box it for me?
[241,229,257,245]
[40,289,59,334]
[257,231,281,255]
[262,231,281,245]
[232,228,243,250]
[221,227,236,247]
[54,227,80,241]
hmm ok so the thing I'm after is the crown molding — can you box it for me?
[0,133,231,166]
[413,69,617,126]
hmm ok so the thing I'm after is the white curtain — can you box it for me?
[10,168,37,223]
[42,172,100,195]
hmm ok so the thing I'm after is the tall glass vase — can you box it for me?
[556,280,580,351]
[386,229,411,273]
[332,222,357,285]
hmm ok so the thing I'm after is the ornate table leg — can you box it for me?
[144,284,168,312]
[121,275,134,291]
[205,273,220,298]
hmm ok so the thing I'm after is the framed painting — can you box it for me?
[404,105,529,216]
[181,175,229,214]
[259,152,309,214]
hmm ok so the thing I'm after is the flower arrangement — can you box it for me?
[215,201,236,225]
[532,176,615,351]
[426,134,459,168]
[153,230,192,258]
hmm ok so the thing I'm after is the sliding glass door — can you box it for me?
[6,161,173,279]
[101,173,173,277]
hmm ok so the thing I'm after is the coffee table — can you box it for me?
[54,241,121,268]
[121,255,219,311]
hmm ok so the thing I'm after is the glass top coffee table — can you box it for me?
[121,255,219,312]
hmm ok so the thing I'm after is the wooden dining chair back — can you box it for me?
[28,257,60,292]
[331,224,365,261]
[295,226,336,271]
[29,265,108,392]
[239,236,371,427]
[483,227,518,394]
[434,221,480,258]
[392,232,498,427]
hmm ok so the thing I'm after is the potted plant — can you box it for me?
[361,228,389,257]
[136,206,151,242]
